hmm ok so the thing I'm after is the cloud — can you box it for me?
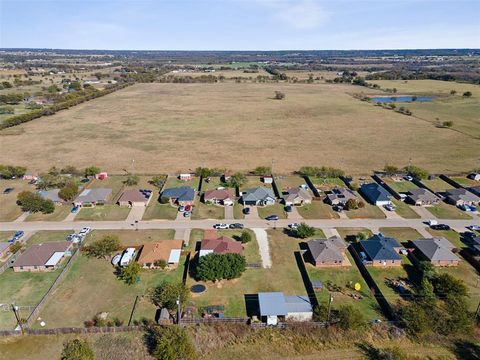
[259,0,330,29]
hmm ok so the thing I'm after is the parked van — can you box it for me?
[120,248,136,267]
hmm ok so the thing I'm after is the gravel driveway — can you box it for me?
[252,228,271,268]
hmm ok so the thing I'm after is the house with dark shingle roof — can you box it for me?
[161,186,195,206]
[199,236,243,257]
[73,188,112,207]
[411,238,460,266]
[38,189,64,204]
[444,188,480,206]
[203,188,235,206]
[359,234,402,266]
[359,183,392,206]
[468,186,480,197]
[324,187,357,206]
[13,242,72,272]
[306,236,350,267]
[406,188,440,206]
[241,187,276,206]
[282,187,312,206]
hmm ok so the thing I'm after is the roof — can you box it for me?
[38,189,62,203]
[283,187,312,203]
[44,252,65,266]
[201,237,243,255]
[204,188,234,201]
[360,234,402,261]
[137,240,184,264]
[360,183,391,203]
[445,188,480,203]
[258,292,287,316]
[411,238,459,262]
[161,186,195,202]
[284,296,313,313]
[325,187,356,202]
[468,186,480,196]
[118,189,151,203]
[74,188,112,203]
[307,240,344,263]
[242,187,275,202]
[13,242,71,267]
[203,229,219,241]
[407,188,439,202]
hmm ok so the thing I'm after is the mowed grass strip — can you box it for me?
[257,203,287,219]
[391,200,420,219]
[83,229,175,247]
[378,227,422,242]
[425,202,471,220]
[25,206,71,222]
[74,205,131,221]
[297,202,339,219]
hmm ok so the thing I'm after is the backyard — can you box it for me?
[425,202,472,220]
[297,202,339,219]
[83,229,175,247]
[378,227,422,242]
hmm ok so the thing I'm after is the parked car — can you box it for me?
[430,224,450,231]
[288,223,300,229]
[79,227,92,235]
[184,205,192,212]
[229,223,244,229]
[404,175,413,181]
[178,206,185,212]
[243,207,250,215]
[3,187,14,194]
[213,223,229,229]
[265,215,279,221]
[384,203,396,211]
[71,205,80,213]
[13,231,24,240]
[426,220,438,226]
[461,231,477,240]
[183,211,191,218]
[332,205,343,212]
[285,205,293,213]
[468,225,480,231]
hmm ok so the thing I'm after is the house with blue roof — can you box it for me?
[359,183,392,206]
[359,234,403,266]
[161,186,195,206]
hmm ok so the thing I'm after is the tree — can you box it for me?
[60,165,82,176]
[227,172,247,188]
[151,282,190,312]
[84,166,100,177]
[313,302,329,322]
[154,259,167,269]
[61,339,94,360]
[404,165,429,180]
[16,191,54,213]
[252,166,271,176]
[274,91,285,100]
[124,174,139,186]
[151,326,196,360]
[58,181,79,201]
[151,176,165,188]
[432,273,468,298]
[0,165,27,179]
[240,230,252,244]
[119,261,141,285]
[442,120,453,128]
[84,235,120,259]
[69,81,82,91]
[336,304,364,330]
[196,253,246,281]
[383,164,399,176]
[195,167,222,177]
[344,198,359,211]
[296,223,316,239]
[9,242,22,254]
[398,302,431,336]
[450,90,457,95]
[463,91,472,97]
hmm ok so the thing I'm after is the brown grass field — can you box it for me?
[1,82,478,175]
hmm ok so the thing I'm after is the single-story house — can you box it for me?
[359,183,392,206]
[203,188,235,206]
[38,189,64,204]
[199,234,243,257]
[306,236,349,267]
[468,186,480,197]
[444,188,480,206]
[73,188,112,207]
[406,188,440,206]
[137,240,184,269]
[467,173,480,181]
[0,242,10,258]
[411,238,460,266]
[324,187,356,206]
[262,176,273,184]
[283,187,312,206]
[179,173,192,181]
[161,186,195,206]
[12,242,72,272]
[359,234,403,266]
[258,292,313,325]
[241,187,276,206]
[117,189,152,207]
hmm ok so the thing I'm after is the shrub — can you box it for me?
[274,91,285,100]
[151,282,190,312]
[442,120,453,128]
[383,164,399,176]
[150,326,196,360]
[124,174,139,186]
[154,259,167,269]
[196,253,246,281]
[61,339,94,360]
[118,261,141,285]
[252,166,271,176]
[0,165,27,179]
[336,305,365,330]
[9,242,22,254]
[296,223,316,239]
[227,172,247,188]
[463,91,472,97]
[84,166,100,177]
[404,165,429,180]
[58,181,79,201]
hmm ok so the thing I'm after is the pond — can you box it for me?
[371,96,433,103]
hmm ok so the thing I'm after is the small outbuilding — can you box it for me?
[258,292,313,325]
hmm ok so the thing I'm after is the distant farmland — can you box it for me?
[0,81,478,175]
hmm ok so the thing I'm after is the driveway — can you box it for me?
[126,205,147,223]
[14,212,29,223]
[287,206,303,220]
[379,206,401,219]
[252,228,271,268]
[411,206,436,219]
[244,206,259,220]
[63,210,78,222]
[224,205,233,220]
[174,228,191,246]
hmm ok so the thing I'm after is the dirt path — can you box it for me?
[252,228,271,268]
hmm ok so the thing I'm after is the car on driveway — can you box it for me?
[229,223,244,229]
[184,205,192,212]
[79,227,92,236]
[13,231,24,241]
[71,205,80,213]
[384,203,396,211]
[3,187,14,194]
[468,225,480,231]
[265,215,279,221]
[213,223,229,229]
[430,224,450,231]
[285,205,293,213]
[183,211,191,218]
[178,206,185,212]
[243,207,250,215]
[288,223,300,229]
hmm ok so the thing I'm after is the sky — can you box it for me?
[1,0,479,50]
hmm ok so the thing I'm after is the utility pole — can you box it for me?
[327,294,334,325]
[176,296,181,325]
[12,304,24,334]
[131,159,135,174]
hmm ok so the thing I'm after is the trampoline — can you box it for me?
[191,284,207,293]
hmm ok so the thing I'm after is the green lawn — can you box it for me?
[450,176,479,187]
[383,178,418,193]
[200,176,227,191]
[345,203,386,219]
[0,268,62,330]
[378,227,422,242]
[25,206,71,222]
[0,179,32,222]
[309,177,344,191]
[35,253,185,328]
[233,203,245,219]
[422,178,454,192]
[336,228,374,241]
[0,231,14,242]
[142,191,178,220]
[240,176,273,192]
[186,229,307,317]
[83,229,175,247]
[297,202,339,219]
[192,200,224,220]
[425,228,464,248]
[164,175,200,190]
[257,203,287,219]
[306,252,380,320]
[27,231,71,245]
[425,202,471,219]
[392,200,420,219]
[218,229,261,264]
[75,205,131,221]
[274,175,309,192]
